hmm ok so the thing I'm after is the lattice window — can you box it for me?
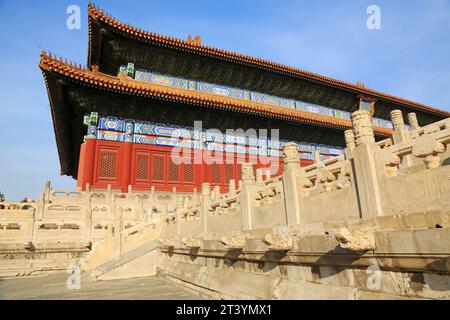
[99,151,117,178]
[136,154,149,180]
[211,163,221,184]
[152,156,164,181]
[237,164,242,181]
[225,163,234,184]
[184,163,194,183]
[169,159,179,182]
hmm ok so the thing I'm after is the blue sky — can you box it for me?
[0,0,449,201]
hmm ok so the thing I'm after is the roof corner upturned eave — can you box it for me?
[39,50,72,177]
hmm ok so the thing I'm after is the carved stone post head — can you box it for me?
[201,183,211,200]
[407,113,420,130]
[183,196,189,209]
[351,110,375,146]
[390,110,404,131]
[344,130,356,150]
[241,162,255,185]
[213,186,220,201]
[229,179,236,193]
[283,142,299,169]
[256,169,263,183]
[176,196,184,210]
[314,151,321,164]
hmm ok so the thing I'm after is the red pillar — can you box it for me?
[121,142,132,193]
[77,143,86,190]
[82,138,97,191]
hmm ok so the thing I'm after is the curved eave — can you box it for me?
[87,3,449,119]
[40,67,70,176]
[40,51,392,139]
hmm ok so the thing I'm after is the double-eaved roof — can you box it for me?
[40,3,449,178]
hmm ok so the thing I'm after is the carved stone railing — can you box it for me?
[0,202,37,212]
[371,111,450,215]
[161,109,450,249]
[0,183,188,244]
[2,109,449,260]
[377,117,450,173]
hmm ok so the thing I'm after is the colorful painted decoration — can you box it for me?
[360,100,372,113]
[127,63,135,78]
[130,65,393,129]
[87,114,346,158]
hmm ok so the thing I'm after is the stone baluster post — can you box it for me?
[113,207,123,259]
[265,169,271,181]
[36,181,50,233]
[391,110,413,168]
[84,183,92,241]
[40,181,52,221]
[183,196,189,209]
[240,163,256,230]
[171,187,177,213]
[150,186,155,201]
[256,169,263,186]
[314,151,321,165]
[391,110,408,144]
[37,192,45,221]
[193,188,198,206]
[161,203,168,220]
[351,110,383,218]
[200,183,211,234]
[31,192,45,241]
[228,179,236,196]
[107,184,114,233]
[106,184,113,204]
[344,130,356,159]
[407,112,421,143]
[407,112,420,131]
[176,196,184,237]
[135,195,144,222]
[282,142,305,226]
[214,186,221,202]
[44,181,51,203]
[127,185,133,202]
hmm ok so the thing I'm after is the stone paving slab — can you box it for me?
[0,273,203,300]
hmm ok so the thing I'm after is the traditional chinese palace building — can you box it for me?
[40,3,450,193]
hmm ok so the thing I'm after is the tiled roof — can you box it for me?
[39,51,392,137]
[87,2,449,118]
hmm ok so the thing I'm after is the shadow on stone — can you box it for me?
[167,246,174,257]
[441,157,450,166]
[224,248,242,266]
[421,258,450,291]
[257,250,288,272]
[189,247,200,261]
[313,245,364,278]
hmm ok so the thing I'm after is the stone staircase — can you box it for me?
[80,221,162,280]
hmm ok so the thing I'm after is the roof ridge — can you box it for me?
[87,3,449,117]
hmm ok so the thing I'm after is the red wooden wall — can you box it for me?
[77,140,313,193]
